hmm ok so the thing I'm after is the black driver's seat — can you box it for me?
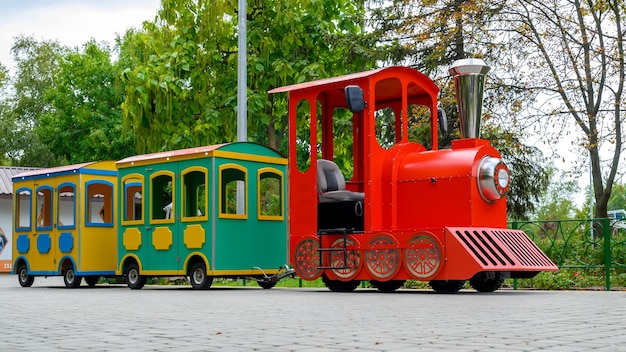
[317,159,364,203]
[316,159,364,232]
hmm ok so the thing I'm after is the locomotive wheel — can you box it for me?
[405,233,442,280]
[429,280,465,294]
[321,274,359,292]
[17,263,34,287]
[370,280,405,292]
[365,234,400,280]
[125,263,146,290]
[63,265,82,288]
[293,237,321,280]
[469,272,505,293]
[190,262,213,290]
[329,237,361,280]
[85,276,100,287]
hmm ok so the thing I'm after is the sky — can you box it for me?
[0,0,161,73]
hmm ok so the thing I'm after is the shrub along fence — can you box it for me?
[511,218,626,290]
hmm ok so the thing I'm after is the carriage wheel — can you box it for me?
[63,265,82,288]
[293,237,321,280]
[17,263,34,287]
[365,234,400,280]
[405,233,443,280]
[330,237,361,280]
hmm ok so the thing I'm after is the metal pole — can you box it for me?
[237,0,247,142]
[236,0,247,215]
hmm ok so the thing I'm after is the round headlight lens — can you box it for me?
[477,156,510,203]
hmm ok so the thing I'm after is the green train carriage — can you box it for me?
[115,142,292,289]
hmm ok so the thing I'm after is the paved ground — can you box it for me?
[1,274,626,351]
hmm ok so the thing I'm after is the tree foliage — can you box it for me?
[483,127,550,220]
[498,0,625,219]
[119,0,378,155]
[38,40,135,164]
[2,35,67,167]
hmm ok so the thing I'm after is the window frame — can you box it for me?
[218,163,248,220]
[35,185,54,231]
[85,180,114,228]
[182,166,209,223]
[121,174,144,226]
[15,187,33,231]
[257,168,284,221]
[57,182,76,230]
[149,171,176,225]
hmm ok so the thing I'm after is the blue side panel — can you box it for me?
[16,234,30,254]
[59,232,74,253]
[37,234,51,254]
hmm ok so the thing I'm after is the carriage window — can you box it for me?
[220,165,247,219]
[16,188,32,229]
[151,173,174,221]
[183,168,207,220]
[86,181,113,227]
[258,169,283,220]
[123,176,143,223]
[58,183,75,228]
[36,186,53,229]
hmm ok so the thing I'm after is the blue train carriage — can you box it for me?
[115,142,293,289]
[12,161,119,288]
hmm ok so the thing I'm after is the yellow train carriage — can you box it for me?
[12,161,118,288]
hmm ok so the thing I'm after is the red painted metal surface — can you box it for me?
[441,227,558,279]
[270,65,557,285]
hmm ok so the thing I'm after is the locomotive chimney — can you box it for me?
[448,58,491,139]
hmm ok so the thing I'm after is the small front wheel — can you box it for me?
[125,263,146,290]
[63,265,82,288]
[190,262,213,289]
[17,263,34,287]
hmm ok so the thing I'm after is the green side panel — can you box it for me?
[213,151,288,271]
[117,142,288,274]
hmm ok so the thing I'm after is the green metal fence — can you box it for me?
[511,218,626,290]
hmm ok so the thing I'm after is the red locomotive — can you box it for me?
[270,58,557,293]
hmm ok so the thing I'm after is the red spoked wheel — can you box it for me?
[365,234,400,280]
[329,237,361,281]
[405,233,443,280]
[293,236,322,280]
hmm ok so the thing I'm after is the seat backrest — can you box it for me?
[317,159,346,193]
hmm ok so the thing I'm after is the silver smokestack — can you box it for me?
[448,58,491,139]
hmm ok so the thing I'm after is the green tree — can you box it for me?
[37,40,135,164]
[483,127,551,220]
[4,35,67,167]
[533,168,578,221]
[119,0,378,155]
[500,0,624,219]
[608,183,626,213]
[0,62,12,165]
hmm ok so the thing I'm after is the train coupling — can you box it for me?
[252,265,296,286]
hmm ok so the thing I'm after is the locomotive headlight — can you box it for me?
[477,156,510,203]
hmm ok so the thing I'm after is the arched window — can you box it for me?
[219,164,247,219]
[182,167,208,221]
[258,168,284,221]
